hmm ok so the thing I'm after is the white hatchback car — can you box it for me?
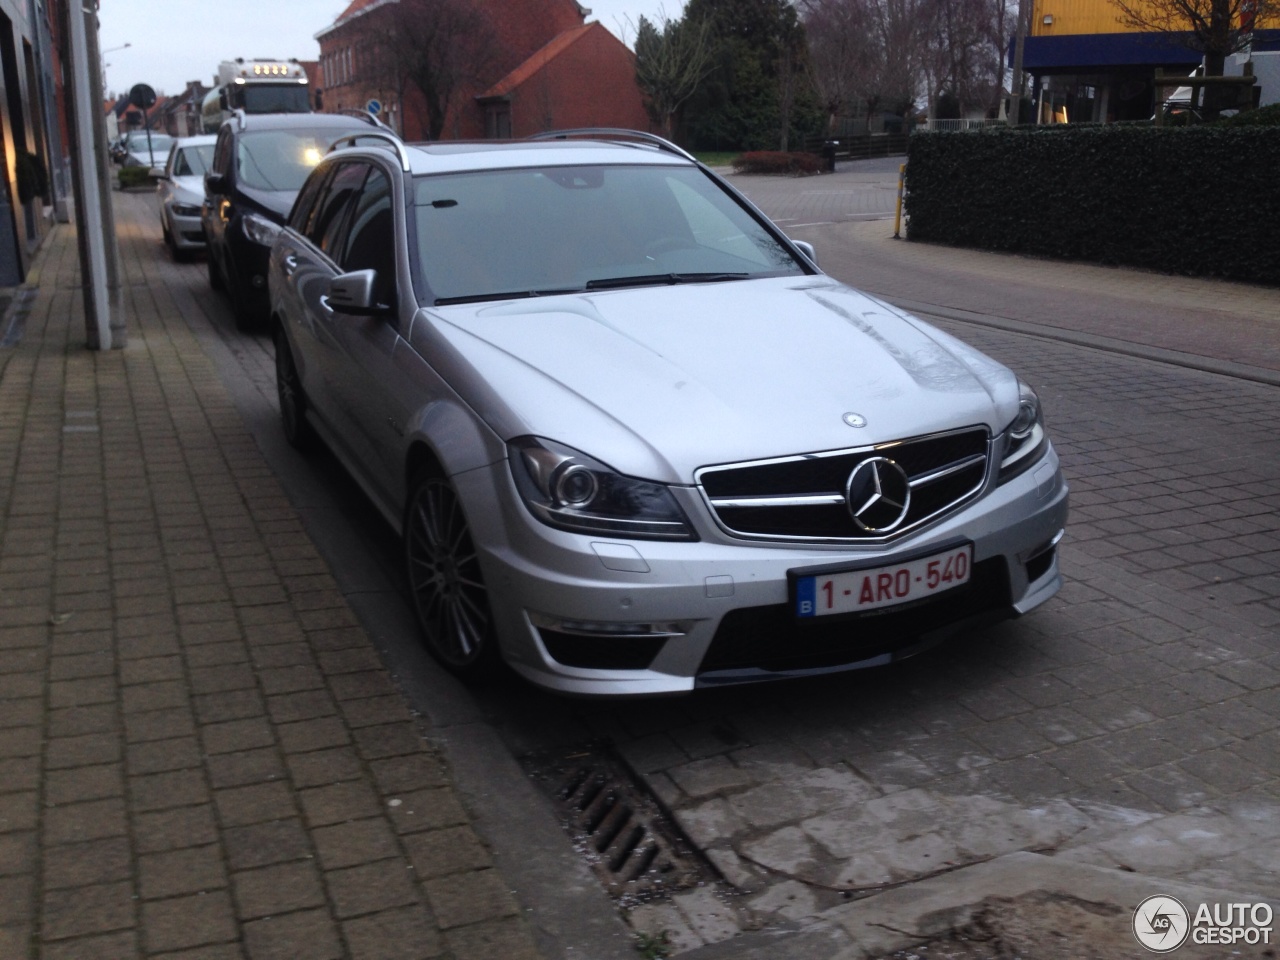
[269,130,1068,697]
[154,134,216,259]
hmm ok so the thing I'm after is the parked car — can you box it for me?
[202,111,381,329]
[153,134,216,260]
[119,130,173,170]
[269,129,1069,697]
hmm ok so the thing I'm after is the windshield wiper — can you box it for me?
[434,287,583,306]
[585,272,749,290]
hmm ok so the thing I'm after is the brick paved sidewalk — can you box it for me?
[0,222,546,959]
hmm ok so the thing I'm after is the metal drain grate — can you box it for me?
[523,742,716,902]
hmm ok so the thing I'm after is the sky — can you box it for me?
[99,0,686,101]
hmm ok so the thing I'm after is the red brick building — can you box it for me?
[316,0,651,139]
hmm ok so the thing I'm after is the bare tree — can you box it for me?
[917,0,1006,118]
[799,0,873,132]
[634,13,718,138]
[1109,0,1277,97]
[379,0,498,140]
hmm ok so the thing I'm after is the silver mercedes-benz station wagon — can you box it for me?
[269,129,1068,697]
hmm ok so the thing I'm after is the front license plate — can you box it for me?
[794,544,973,618]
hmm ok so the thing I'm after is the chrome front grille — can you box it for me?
[696,427,989,542]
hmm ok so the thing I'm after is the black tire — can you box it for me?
[274,328,315,452]
[207,249,224,290]
[224,260,260,332]
[403,470,499,681]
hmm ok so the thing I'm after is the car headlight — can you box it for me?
[171,203,202,217]
[509,437,697,541]
[241,211,282,247]
[998,379,1047,482]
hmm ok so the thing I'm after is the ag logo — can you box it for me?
[1134,895,1190,953]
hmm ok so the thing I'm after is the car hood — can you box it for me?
[235,184,298,222]
[424,276,1020,483]
[168,175,206,206]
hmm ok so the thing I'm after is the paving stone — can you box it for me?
[444,916,546,960]
[205,747,287,789]
[286,747,365,789]
[0,830,35,877]
[385,787,469,835]
[403,825,492,879]
[673,885,741,945]
[343,905,445,960]
[313,818,402,871]
[139,844,227,899]
[41,880,134,940]
[232,860,328,919]
[423,867,518,928]
[222,818,313,870]
[326,860,422,918]
[242,908,343,960]
[142,890,240,954]
[43,797,127,845]
[133,804,220,854]
[277,716,351,754]
[728,767,878,828]
[368,754,450,794]
[39,930,138,960]
[213,780,297,827]
[666,756,755,799]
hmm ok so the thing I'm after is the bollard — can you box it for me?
[893,163,906,239]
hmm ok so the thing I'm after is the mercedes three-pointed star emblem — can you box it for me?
[845,457,912,532]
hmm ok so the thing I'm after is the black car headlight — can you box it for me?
[509,437,697,541]
[171,203,203,217]
[998,380,1047,483]
[241,211,282,247]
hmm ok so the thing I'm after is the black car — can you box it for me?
[202,111,379,329]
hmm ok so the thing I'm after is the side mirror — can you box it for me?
[793,239,819,267]
[204,172,227,194]
[327,270,388,316]
[218,89,229,110]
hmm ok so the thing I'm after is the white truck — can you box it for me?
[201,59,313,133]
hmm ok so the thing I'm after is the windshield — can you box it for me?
[236,128,347,192]
[173,144,214,177]
[239,85,311,114]
[127,133,172,158]
[413,164,804,304]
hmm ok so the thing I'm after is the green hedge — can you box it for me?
[904,126,1280,285]
[117,166,153,189]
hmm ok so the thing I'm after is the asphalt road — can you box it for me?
[126,171,1279,959]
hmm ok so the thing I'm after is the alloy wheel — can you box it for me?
[404,474,495,676]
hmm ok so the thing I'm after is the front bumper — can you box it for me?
[168,207,207,251]
[456,444,1069,697]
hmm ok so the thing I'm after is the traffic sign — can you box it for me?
[366,99,382,117]
[129,83,156,109]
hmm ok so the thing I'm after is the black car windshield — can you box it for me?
[414,164,805,304]
[236,129,347,192]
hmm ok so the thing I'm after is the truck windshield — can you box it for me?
[238,85,310,114]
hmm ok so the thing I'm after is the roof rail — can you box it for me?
[525,128,695,163]
[329,130,412,172]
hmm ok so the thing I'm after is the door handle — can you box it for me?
[283,254,299,277]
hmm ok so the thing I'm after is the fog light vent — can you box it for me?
[523,742,716,902]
